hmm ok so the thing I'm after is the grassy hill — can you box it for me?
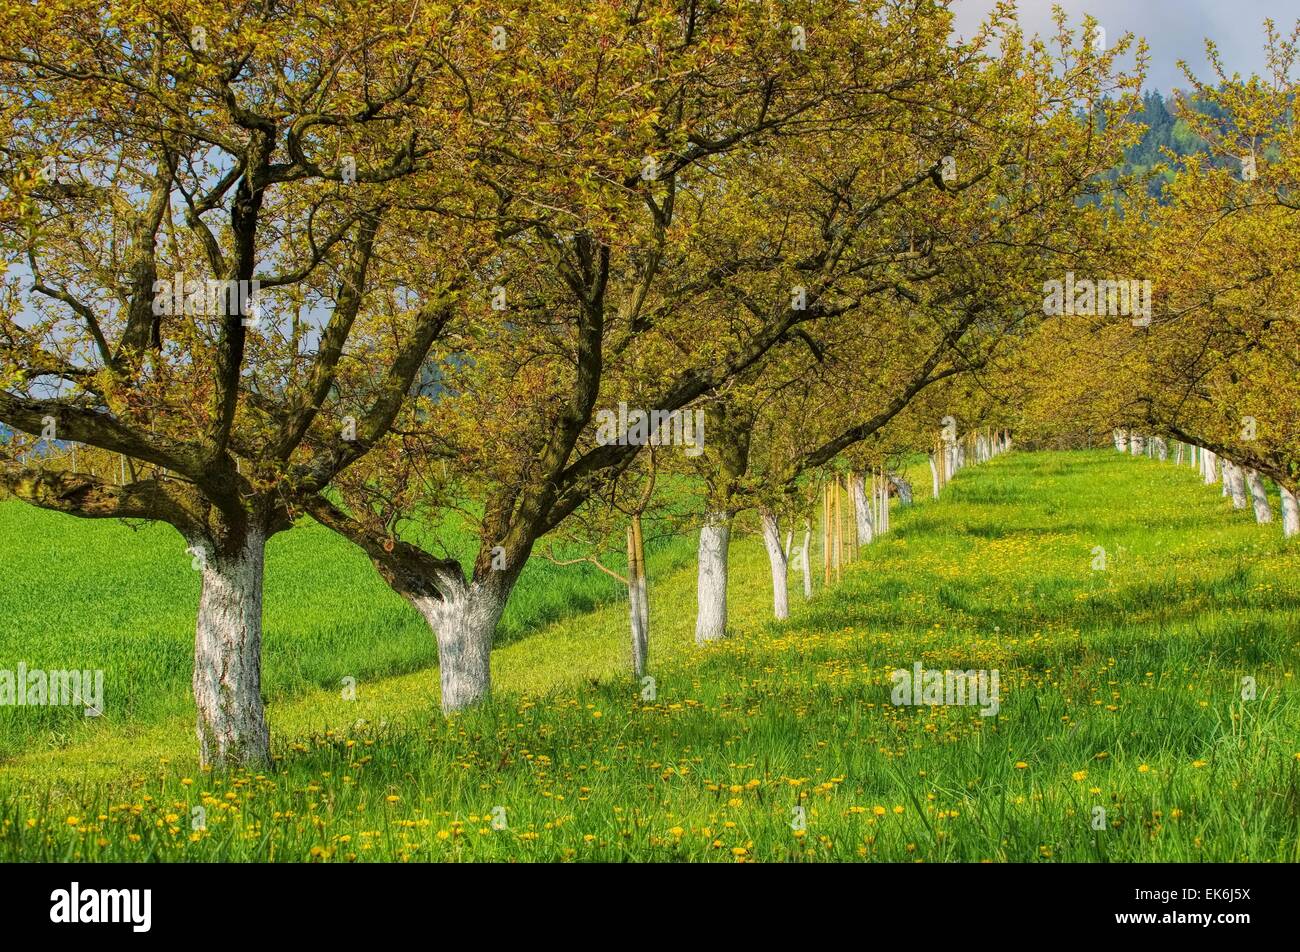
[1,450,1297,861]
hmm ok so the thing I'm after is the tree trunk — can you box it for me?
[890,474,913,506]
[1227,462,1248,509]
[1280,486,1299,538]
[850,473,874,545]
[1129,433,1144,455]
[412,579,507,713]
[1113,428,1128,452]
[1245,470,1274,524]
[625,519,650,677]
[1203,449,1217,484]
[759,509,789,621]
[928,453,940,499]
[191,526,270,769]
[695,510,731,643]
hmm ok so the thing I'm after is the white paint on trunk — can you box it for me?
[1227,462,1247,508]
[1280,486,1300,538]
[1245,470,1274,523]
[1113,428,1128,452]
[694,511,731,643]
[413,581,504,713]
[850,474,874,544]
[891,474,913,507]
[628,572,648,677]
[760,509,789,621]
[929,454,940,498]
[191,526,270,769]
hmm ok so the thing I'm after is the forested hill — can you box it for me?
[1096,88,1232,200]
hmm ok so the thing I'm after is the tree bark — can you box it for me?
[626,521,649,677]
[890,474,913,506]
[1227,461,1248,509]
[695,510,731,643]
[759,508,789,621]
[191,526,270,769]
[1113,428,1128,451]
[1280,486,1299,538]
[1245,470,1274,524]
[412,579,507,713]
[928,452,940,498]
[850,473,874,544]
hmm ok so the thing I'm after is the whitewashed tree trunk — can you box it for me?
[759,509,789,621]
[799,520,812,598]
[1244,470,1273,523]
[628,578,648,677]
[1280,486,1299,538]
[1203,449,1217,484]
[890,474,913,507]
[626,525,649,678]
[1154,438,1168,461]
[928,453,940,498]
[191,527,270,769]
[1227,462,1248,508]
[850,474,874,545]
[1129,433,1144,455]
[695,511,731,643]
[413,579,506,713]
[1113,428,1129,452]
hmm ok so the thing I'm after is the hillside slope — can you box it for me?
[1,451,1297,862]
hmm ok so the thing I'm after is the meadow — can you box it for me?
[0,450,1297,862]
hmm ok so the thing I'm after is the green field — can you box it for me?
[1,450,1297,861]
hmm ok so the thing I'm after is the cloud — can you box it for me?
[950,0,1290,93]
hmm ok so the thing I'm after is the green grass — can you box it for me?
[0,502,693,762]
[1,450,1297,862]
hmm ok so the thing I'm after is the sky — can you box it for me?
[950,0,1293,93]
